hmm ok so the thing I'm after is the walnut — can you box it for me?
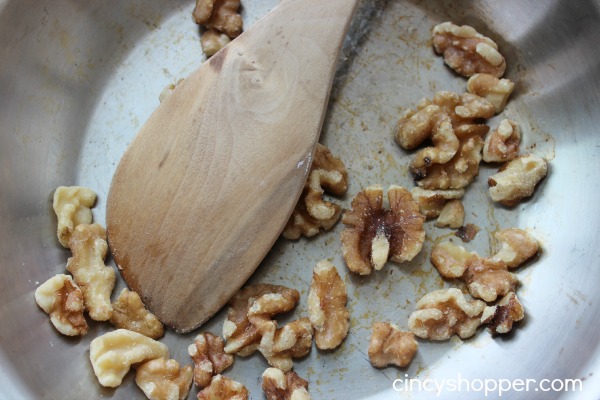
[159,78,185,103]
[483,119,521,163]
[409,113,460,179]
[223,284,299,356]
[110,288,164,339]
[410,187,465,220]
[283,144,348,239]
[262,368,310,400]
[52,186,96,247]
[254,318,313,373]
[192,0,243,39]
[89,329,169,388]
[201,29,231,57]
[66,224,116,321]
[135,358,193,400]
[188,332,234,388]
[395,101,443,150]
[368,322,418,368]
[431,229,539,302]
[197,375,248,400]
[454,223,480,242]
[34,274,88,336]
[432,22,506,78]
[434,199,465,229]
[481,292,525,335]
[431,91,496,126]
[408,288,486,340]
[307,260,349,350]
[488,154,548,206]
[467,73,515,113]
[341,185,425,275]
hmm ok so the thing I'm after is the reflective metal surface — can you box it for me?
[1,0,599,398]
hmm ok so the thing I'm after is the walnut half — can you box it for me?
[307,260,349,350]
[408,288,486,340]
[197,375,248,400]
[341,185,425,275]
[135,358,193,400]
[262,368,311,400]
[488,154,548,206]
[188,332,234,388]
[368,322,418,368]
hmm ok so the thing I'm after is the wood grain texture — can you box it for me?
[106,0,358,332]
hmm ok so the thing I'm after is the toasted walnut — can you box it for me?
[193,0,243,39]
[410,187,464,220]
[488,154,548,206]
[188,332,234,388]
[435,200,465,229]
[432,22,506,78]
[283,144,348,239]
[262,368,310,400]
[254,318,313,373]
[431,229,539,302]
[223,284,299,356]
[159,78,185,103]
[307,260,349,350]
[53,186,96,248]
[415,131,485,190]
[89,329,169,388]
[110,288,164,339]
[201,29,231,57]
[66,224,115,321]
[408,288,486,340]
[198,375,248,400]
[341,185,425,275]
[483,119,521,163]
[481,292,525,335]
[431,91,496,126]
[467,73,514,113]
[34,274,88,336]
[395,101,443,150]
[135,358,193,400]
[410,113,460,178]
[368,322,418,368]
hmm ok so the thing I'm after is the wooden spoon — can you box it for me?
[106,0,359,332]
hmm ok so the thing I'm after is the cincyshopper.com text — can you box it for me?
[393,374,583,397]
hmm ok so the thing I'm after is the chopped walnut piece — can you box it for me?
[481,292,525,335]
[408,288,486,340]
[110,288,164,339]
[201,29,231,57]
[262,368,310,400]
[432,22,506,78]
[197,375,248,400]
[34,274,88,336]
[188,332,234,388]
[52,186,96,248]
[488,154,548,206]
[431,229,539,302]
[193,0,243,39]
[66,224,116,321]
[159,78,185,103]
[368,322,418,368]
[89,329,169,388]
[454,223,480,242]
[435,199,465,229]
[283,144,348,239]
[135,358,193,400]
[483,119,521,163]
[410,113,460,178]
[410,187,465,220]
[307,260,349,350]
[341,185,425,275]
[254,318,313,373]
[467,73,515,113]
[223,284,299,356]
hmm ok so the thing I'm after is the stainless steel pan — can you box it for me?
[1,0,599,398]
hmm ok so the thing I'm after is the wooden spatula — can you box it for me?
[106,0,358,333]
